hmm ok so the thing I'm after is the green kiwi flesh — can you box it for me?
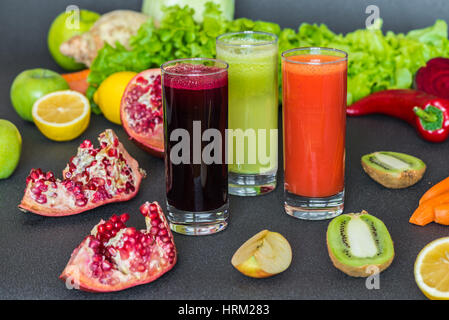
[326,211,394,277]
[361,151,426,188]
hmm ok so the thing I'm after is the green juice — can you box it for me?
[217,38,278,175]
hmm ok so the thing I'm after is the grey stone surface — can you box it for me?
[1,0,448,299]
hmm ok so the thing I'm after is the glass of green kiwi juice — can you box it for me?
[216,31,279,196]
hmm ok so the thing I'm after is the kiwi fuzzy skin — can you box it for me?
[361,159,426,189]
[326,211,395,277]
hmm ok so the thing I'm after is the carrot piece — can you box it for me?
[434,204,449,225]
[420,176,449,204]
[410,191,449,226]
[410,206,435,226]
[61,69,90,95]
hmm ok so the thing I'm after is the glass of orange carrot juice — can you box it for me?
[282,47,347,220]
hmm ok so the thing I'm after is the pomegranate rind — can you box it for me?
[120,68,164,158]
[60,202,177,292]
[18,129,145,217]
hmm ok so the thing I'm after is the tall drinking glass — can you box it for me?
[162,58,229,235]
[216,31,278,196]
[282,47,347,220]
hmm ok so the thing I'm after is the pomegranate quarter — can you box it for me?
[121,68,164,158]
[231,230,292,278]
[60,202,177,292]
[19,129,146,216]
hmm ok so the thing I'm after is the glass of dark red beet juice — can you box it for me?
[161,58,229,235]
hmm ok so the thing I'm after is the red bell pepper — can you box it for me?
[346,89,449,143]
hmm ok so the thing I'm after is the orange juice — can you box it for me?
[282,53,347,198]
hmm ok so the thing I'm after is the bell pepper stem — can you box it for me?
[413,106,438,123]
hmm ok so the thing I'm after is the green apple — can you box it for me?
[0,119,22,179]
[10,68,69,122]
[48,9,100,70]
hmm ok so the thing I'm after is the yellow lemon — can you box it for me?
[414,237,449,300]
[32,90,90,141]
[93,71,137,124]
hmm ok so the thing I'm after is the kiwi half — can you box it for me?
[326,211,394,277]
[361,151,426,189]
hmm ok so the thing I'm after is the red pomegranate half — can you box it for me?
[121,68,164,158]
[19,129,146,217]
[60,201,177,292]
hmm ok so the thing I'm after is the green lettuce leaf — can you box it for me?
[87,2,449,111]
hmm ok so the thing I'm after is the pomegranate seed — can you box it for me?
[93,254,102,263]
[31,187,41,195]
[105,222,113,231]
[110,214,119,223]
[151,219,160,227]
[75,198,87,207]
[108,247,117,257]
[89,239,100,250]
[102,260,112,271]
[149,203,158,214]
[114,221,124,229]
[137,264,146,272]
[120,213,130,223]
[125,227,136,236]
[35,194,47,204]
[150,227,159,235]
[149,212,158,220]
[158,229,168,236]
[139,204,150,216]
[90,262,99,271]
[80,140,93,149]
[97,224,106,234]
[108,148,118,157]
[30,170,40,180]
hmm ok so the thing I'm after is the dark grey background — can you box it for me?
[1,0,449,300]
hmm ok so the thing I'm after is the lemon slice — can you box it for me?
[414,237,449,300]
[32,90,90,141]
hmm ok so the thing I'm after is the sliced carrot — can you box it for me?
[410,191,449,226]
[61,69,90,95]
[410,206,435,226]
[434,204,449,225]
[420,176,449,204]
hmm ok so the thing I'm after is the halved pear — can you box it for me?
[231,230,292,278]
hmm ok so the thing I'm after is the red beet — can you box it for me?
[415,57,449,100]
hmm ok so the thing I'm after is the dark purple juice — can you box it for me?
[163,63,228,212]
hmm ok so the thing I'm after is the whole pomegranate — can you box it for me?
[19,129,146,216]
[121,69,164,158]
[60,201,177,292]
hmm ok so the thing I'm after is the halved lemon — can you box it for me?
[32,90,90,141]
[414,237,449,300]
